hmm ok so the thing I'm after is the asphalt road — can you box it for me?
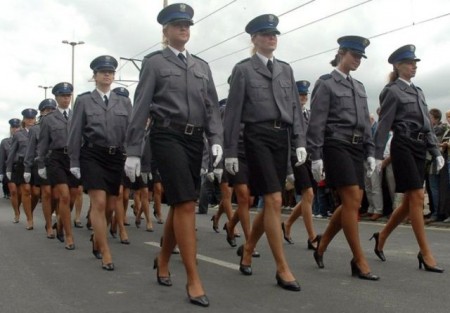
[1,196,449,313]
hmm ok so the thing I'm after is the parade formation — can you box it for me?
[1,3,449,309]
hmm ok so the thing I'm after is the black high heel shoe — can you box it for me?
[153,257,172,286]
[53,223,65,243]
[312,235,324,268]
[73,220,83,228]
[237,245,252,275]
[109,229,117,238]
[223,223,236,247]
[350,259,379,281]
[186,285,209,307]
[369,232,386,262]
[102,263,115,271]
[211,215,219,233]
[153,210,164,224]
[307,235,320,251]
[90,234,102,259]
[281,222,294,244]
[275,273,301,291]
[417,252,444,273]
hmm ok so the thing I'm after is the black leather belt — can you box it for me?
[152,119,204,136]
[325,133,364,144]
[257,120,290,130]
[85,142,124,155]
[52,147,68,154]
[397,131,426,143]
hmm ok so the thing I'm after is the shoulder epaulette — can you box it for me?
[237,58,251,64]
[416,86,422,91]
[191,54,208,64]
[144,50,162,59]
[78,91,91,97]
[276,59,289,65]
[385,82,395,87]
[319,74,332,80]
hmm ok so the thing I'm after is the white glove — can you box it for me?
[295,147,307,166]
[148,172,153,181]
[200,168,207,176]
[0,174,3,181]
[38,167,47,179]
[141,172,149,184]
[213,168,223,183]
[124,156,141,183]
[211,144,223,167]
[70,167,81,179]
[375,159,383,174]
[366,157,376,178]
[286,174,295,184]
[6,172,11,180]
[311,159,323,182]
[225,157,239,175]
[206,172,215,183]
[23,172,31,183]
[435,156,445,172]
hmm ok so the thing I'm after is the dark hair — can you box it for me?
[330,48,349,67]
[429,108,442,121]
[388,66,399,83]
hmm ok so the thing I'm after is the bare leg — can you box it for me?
[55,184,74,246]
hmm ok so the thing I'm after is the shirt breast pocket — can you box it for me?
[335,90,354,109]
[160,69,182,91]
[194,70,209,92]
[50,125,67,141]
[279,80,292,99]
[113,109,129,131]
[399,96,416,113]
[249,79,269,101]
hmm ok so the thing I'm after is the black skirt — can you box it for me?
[131,175,146,190]
[121,171,132,189]
[11,161,25,185]
[244,123,289,196]
[31,163,50,186]
[150,126,203,205]
[391,134,426,192]
[228,156,249,186]
[291,157,314,192]
[80,145,125,196]
[47,150,80,188]
[323,138,365,189]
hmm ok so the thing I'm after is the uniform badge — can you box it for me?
[180,3,186,12]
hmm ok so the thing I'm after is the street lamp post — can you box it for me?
[62,40,85,105]
[38,85,53,98]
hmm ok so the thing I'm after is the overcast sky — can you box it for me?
[1,0,450,139]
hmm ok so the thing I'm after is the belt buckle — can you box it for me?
[274,120,281,129]
[185,124,194,135]
[63,147,68,154]
[417,133,425,141]
[352,135,362,144]
[108,146,117,155]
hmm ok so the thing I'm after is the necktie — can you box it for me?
[303,110,309,121]
[178,53,187,65]
[267,59,273,73]
[103,95,108,106]
[63,110,68,120]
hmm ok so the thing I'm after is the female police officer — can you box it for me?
[124,3,223,307]
[307,36,379,280]
[68,55,132,270]
[224,14,306,291]
[372,45,444,272]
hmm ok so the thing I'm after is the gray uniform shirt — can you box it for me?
[23,124,40,172]
[307,70,374,160]
[126,47,223,157]
[0,137,12,175]
[224,54,305,158]
[373,79,440,159]
[6,128,30,172]
[37,109,71,169]
[68,90,132,168]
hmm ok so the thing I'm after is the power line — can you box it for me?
[195,0,316,55]
[288,11,450,65]
[195,0,238,24]
[208,0,371,64]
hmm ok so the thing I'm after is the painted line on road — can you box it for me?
[144,241,240,270]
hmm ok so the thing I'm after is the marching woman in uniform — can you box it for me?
[68,55,132,270]
[372,45,444,272]
[0,118,22,222]
[6,108,38,230]
[224,14,306,291]
[38,83,80,249]
[24,99,57,238]
[282,80,319,249]
[307,36,379,280]
[124,3,223,307]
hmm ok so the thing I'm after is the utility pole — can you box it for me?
[62,40,85,106]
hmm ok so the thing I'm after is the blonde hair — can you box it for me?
[388,66,399,83]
